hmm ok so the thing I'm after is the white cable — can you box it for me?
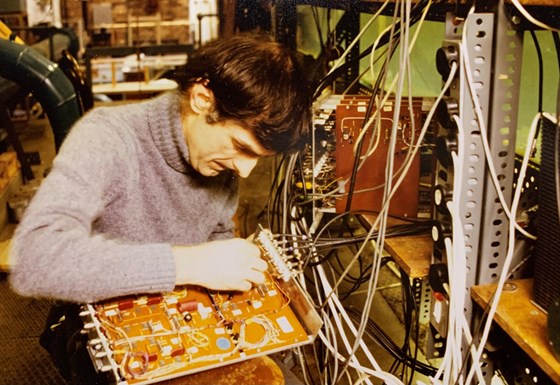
[354,0,432,157]
[460,13,536,241]
[432,107,469,384]
[295,3,439,383]
[464,110,540,385]
[510,0,560,32]
[317,330,405,385]
[331,4,438,383]
[316,263,383,372]
[456,10,543,382]
[325,60,457,308]
[434,8,540,383]
[368,23,396,97]
[308,67,451,381]
[327,0,391,77]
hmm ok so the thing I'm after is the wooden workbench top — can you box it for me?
[471,279,560,384]
[359,214,433,279]
[384,234,432,279]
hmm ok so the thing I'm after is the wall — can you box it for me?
[295,5,558,161]
[61,0,192,47]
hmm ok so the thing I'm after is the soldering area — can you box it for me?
[0,1,560,385]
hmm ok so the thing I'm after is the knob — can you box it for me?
[436,97,459,130]
[432,220,452,249]
[435,135,457,169]
[436,45,459,79]
[433,184,452,214]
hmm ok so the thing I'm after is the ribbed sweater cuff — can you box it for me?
[116,243,176,296]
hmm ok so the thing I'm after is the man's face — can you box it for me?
[184,114,274,178]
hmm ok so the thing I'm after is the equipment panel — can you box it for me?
[80,229,322,385]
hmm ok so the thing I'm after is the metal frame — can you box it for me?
[427,2,524,380]
[83,44,194,87]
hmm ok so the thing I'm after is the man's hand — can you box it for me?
[172,238,268,291]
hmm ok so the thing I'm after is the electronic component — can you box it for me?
[80,228,322,385]
[334,97,423,217]
[306,94,431,218]
[533,115,560,312]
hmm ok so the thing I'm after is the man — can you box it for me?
[9,35,312,383]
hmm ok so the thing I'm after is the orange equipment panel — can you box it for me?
[80,228,322,385]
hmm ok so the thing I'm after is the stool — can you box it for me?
[159,356,285,385]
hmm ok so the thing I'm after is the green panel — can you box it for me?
[295,6,558,161]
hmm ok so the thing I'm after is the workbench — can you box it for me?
[471,279,560,384]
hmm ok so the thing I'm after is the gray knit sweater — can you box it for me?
[9,91,239,303]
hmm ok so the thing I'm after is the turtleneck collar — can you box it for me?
[147,91,193,174]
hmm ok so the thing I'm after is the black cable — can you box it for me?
[529,30,543,113]
[388,267,415,380]
[312,13,393,101]
[547,31,560,232]
[556,82,560,237]
[344,306,439,377]
[552,31,560,71]
[306,220,433,267]
[312,0,430,102]
[343,9,400,215]
[342,0,430,217]
[265,155,286,230]
[311,6,325,52]
[303,0,431,278]
[399,269,420,385]
[529,30,544,157]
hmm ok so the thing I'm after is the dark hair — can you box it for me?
[174,35,312,154]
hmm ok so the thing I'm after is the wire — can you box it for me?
[344,306,438,377]
[529,30,544,157]
[553,31,560,67]
[311,6,325,52]
[327,0,391,77]
[510,0,560,32]
[462,57,544,385]
[459,21,537,241]
[529,30,544,114]
[312,0,430,101]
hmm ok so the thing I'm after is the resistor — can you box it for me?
[172,316,181,331]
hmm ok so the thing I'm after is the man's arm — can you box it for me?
[173,238,268,292]
[9,113,177,303]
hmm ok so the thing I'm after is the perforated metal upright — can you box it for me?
[475,0,524,291]
[428,2,524,381]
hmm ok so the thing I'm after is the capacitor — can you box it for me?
[171,347,185,357]
[177,300,198,313]
[147,295,162,306]
[118,299,134,311]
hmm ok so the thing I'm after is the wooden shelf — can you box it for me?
[360,214,432,279]
[383,234,432,279]
[471,279,560,384]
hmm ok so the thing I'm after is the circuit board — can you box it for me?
[80,229,322,385]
